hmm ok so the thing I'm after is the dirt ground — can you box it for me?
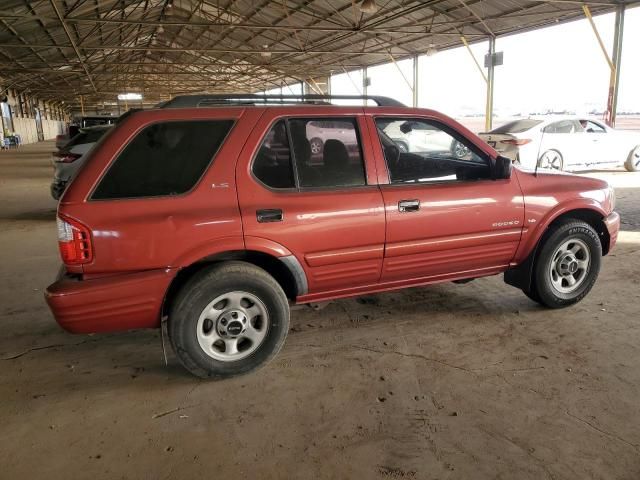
[1,141,640,480]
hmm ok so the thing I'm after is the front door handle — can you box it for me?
[257,209,283,223]
[398,199,420,213]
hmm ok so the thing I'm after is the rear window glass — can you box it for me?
[491,119,542,134]
[66,132,88,148]
[66,128,109,148]
[92,120,233,200]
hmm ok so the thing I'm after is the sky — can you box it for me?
[327,6,640,119]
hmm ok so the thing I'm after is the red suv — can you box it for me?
[45,94,620,379]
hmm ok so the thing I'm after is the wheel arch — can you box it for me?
[505,206,610,292]
[162,250,306,318]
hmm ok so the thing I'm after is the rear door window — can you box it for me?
[252,117,367,190]
[252,120,296,189]
[543,120,580,134]
[92,120,233,200]
[289,117,366,188]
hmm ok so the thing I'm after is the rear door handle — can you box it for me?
[398,199,420,212]
[257,209,283,223]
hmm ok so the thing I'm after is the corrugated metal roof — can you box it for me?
[0,0,637,109]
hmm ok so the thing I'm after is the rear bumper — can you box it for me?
[604,211,620,253]
[45,267,177,334]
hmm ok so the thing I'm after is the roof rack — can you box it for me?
[157,94,406,109]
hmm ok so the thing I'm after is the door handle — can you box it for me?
[398,199,420,213]
[257,209,283,223]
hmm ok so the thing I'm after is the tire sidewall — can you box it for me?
[625,145,640,172]
[534,222,601,307]
[169,265,289,378]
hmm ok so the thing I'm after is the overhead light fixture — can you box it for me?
[426,44,438,56]
[260,44,272,58]
[118,93,143,101]
[360,0,378,13]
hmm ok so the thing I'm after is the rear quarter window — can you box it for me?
[92,120,233,200]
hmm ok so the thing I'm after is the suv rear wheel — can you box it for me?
[529,219,601,308]
[168,262,290,378]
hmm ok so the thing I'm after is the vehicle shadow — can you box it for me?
[9,280,541,390]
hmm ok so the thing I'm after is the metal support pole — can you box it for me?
[342,66,363,94]
[607,4,625,127]
[461,36,488,83]
[485,37,495,132]
[583,4,624,127]
[388,52,414,98]
[412,55,418,107]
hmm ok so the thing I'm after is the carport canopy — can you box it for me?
[0,0,639,113]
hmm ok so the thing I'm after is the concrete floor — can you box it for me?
[1,142,640,479]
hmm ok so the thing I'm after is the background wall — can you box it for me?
[9,117,66,144]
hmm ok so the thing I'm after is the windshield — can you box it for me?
[491,119,543,134]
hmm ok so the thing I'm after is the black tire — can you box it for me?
[523,286,541,304]
[530,220,601,308]
[624,145,640,172]
[168,261,290,379]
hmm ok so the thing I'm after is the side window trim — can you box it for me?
[373,116,492,186]
[284,119,302,190]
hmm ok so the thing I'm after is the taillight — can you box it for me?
[500,138,532,146]
[53,152,81,163]
[57,216,93,265]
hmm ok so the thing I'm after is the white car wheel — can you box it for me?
[624,145,640,172]
[538,150,564,171]
[309,138,323,155]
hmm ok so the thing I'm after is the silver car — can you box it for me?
[51,125,111,200]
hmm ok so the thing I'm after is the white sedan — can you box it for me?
[479,116,640,172]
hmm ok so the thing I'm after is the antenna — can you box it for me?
[534,125,546,177]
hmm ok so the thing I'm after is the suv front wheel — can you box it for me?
[169,262,290,378]
[529,219,602,308]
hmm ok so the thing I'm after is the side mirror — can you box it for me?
[493,155,512,180]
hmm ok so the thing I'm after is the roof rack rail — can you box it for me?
[157,94,406,109]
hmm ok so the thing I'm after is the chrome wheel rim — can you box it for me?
[540,151,562,170]
[310,140,322,154]
[196,291,269,362]
[453,141,470,158]
[549,238,590,294]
